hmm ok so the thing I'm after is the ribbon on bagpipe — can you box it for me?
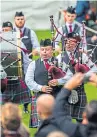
[49,15,97,74]
[48,15,66,79]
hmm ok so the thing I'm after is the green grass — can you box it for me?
[85,83,97,101]
[35,30,52,41]
[22,30,97,137]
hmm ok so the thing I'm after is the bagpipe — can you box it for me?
[46,58,66,80]
[49,15,97,75]
[48,16,97,105]
[47,15,66,79]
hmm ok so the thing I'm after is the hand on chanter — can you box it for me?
[41,85,53,93]
[48,79,58,87]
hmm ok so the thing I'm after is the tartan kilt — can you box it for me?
[29,95,40,128]
[29,87,62,128]
[65,84,87,120]
[1,77,32,104]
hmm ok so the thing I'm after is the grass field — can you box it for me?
[22,30,97,137]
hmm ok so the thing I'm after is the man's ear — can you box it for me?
[82,112,88,125]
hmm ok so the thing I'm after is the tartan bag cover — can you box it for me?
[29,95,40,128]
[0,77,31,104]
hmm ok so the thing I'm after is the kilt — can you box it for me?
[29,95,40,128]
[29,86,62,128]
[65,84,87,120]
[1,77,32,104]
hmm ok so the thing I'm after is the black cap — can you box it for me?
[67,32,81,42]
[2,21,13,29]
[40,39,52,47]
[66,6,76,14]
[15,11,24,17]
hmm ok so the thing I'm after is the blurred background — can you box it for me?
[1,0,97,30]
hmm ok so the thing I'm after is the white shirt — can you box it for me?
[25,59,72,92]
[55,21,86,50]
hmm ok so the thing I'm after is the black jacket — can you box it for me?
[35,88,97,137]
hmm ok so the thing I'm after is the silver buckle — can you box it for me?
[68,90,79,104]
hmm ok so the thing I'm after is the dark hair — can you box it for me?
[85,100,97,123]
